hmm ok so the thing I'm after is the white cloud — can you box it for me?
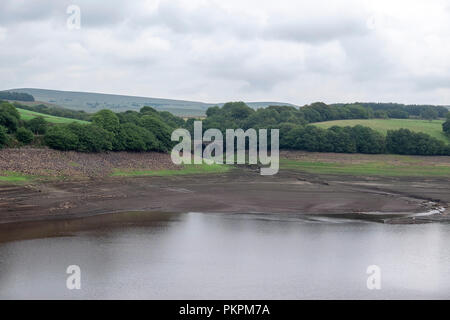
[0,0,450,105]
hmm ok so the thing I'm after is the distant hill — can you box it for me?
[6,88,297,116]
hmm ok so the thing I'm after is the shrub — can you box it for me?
[0,125,8,148]
[92,109,120,133]
[141,115,173,151]
[44,126,79,151]
[0,101,20,133]
[15,127,34,144]
[386,129,446,155]
[27,116,48,134]
[115,123,159,152]
[66,123,113,152]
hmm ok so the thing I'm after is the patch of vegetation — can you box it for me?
[313,119,449,143]
[111,163,232,177]
[0,172,35,182]
[16,108,89,124]
[15,127,34,144]
[0,91,34,102]
[280,159,450,177]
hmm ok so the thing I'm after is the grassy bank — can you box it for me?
[280,158,450,176]
[312,119,449,143]
[17,108,89,124]
[111,163,232,177]
[0,171,38,182]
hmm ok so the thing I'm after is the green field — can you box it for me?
[280,158,450,177]
[312,119,449,143]
[111,163,232,177]
[0,171,36,182]
[17,108,89,124]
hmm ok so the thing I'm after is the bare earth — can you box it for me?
[0,148,449,225]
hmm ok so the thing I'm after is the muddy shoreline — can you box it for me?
[1,167,449,225]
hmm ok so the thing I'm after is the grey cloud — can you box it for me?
[1,0,450,105]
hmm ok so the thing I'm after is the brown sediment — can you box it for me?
[0,148,178,177]
[0,165,449,225]
[0,148,449,225]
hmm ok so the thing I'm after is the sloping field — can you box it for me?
[17,108,89,124]
[312,119,449,143]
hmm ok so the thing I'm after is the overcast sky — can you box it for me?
[1,0,450,105]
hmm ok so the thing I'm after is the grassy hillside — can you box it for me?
[313,119,449,143]
[7,88,297,116]
[17,108,89,124]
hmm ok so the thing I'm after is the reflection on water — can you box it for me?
[0,211,449,299]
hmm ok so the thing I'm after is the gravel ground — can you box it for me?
[0,148,178,178]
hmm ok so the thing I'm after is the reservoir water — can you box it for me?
[0,211,449,299]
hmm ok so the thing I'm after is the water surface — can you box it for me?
[0,211,449,299]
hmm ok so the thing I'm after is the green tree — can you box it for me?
[0,125,8,148]
[420,108,438,121]
[0,101,20,133]
[27,116,48,134]
[443,112,450,136]
[140,106,158,114]
[44,126,79,151]
[115,123,159,151]
[15,127,34,144]
[374,110,389,119]
[141,115,173,151]
[92,109,120,133]
[66,123,113,152]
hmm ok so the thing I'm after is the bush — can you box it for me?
[27,116,48,134]
[386,129,446,155]
[141,115,173,151]
[92,109,120,133]
[115,123,159,152]
[0,101,20,133]
[351,125,386,154]
[443,113,450,136]
[15,127,34,144]
[0,125,8,148]
[44,126,79,151]
[66,123,113,152]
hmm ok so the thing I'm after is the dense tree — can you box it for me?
[351,125,386,154]
[386,129,446,155]
[66,123,113,152]
[92,109,120,133]
[374,110,389,119]
[0,91,34,101]
[0,125,8,148]
[15,127,34,144]
[141,115,174,151]
[0,102,20,133]
[26,116,48,135]
[420,108,438,121]
[115,123,159,151]
[443,113,450,136]
[44,126,79,151]
[140,106,158,114]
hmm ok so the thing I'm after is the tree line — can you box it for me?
[0,91,35,102]
[1,100,449,156]
[200,102,450,156]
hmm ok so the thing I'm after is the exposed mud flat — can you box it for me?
[0,167,448,225]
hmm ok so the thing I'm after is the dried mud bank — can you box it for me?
[0,167,449,225]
